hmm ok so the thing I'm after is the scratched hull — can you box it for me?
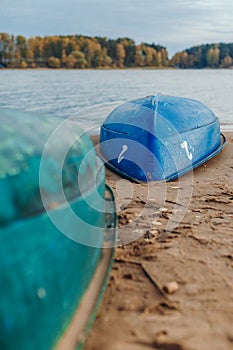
[100,94,226,182]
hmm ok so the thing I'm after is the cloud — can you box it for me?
[1,0,233,55]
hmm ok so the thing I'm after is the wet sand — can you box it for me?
[85,132,233,350]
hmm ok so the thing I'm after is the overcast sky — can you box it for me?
[1,0,233,56]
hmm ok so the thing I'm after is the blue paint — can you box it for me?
[100,94,226,181]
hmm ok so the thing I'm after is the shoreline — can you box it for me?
[1,67,233,71]
[0,66,174,71]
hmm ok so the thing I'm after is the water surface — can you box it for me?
[0,69,233,131]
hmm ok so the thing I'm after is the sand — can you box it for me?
[84,132,233,350]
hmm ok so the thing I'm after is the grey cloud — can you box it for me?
[1,0,233,56]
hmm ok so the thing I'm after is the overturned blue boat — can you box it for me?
[100,94,226,182]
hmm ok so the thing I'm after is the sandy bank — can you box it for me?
[84,132,233,350]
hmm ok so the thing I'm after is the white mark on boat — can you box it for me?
[118,144,128,163]
[37,288,46,299]
[181,141,193,160]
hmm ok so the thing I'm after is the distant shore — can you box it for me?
[0,66,173,70]
[1,66,233,70]
[1,33,233,69]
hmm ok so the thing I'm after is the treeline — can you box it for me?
[171,43,233,68]
[1,34,233,69]
[0,33,169,68]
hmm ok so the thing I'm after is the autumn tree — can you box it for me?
[0,33,15,65]
[16,35,27,63]
[115,43,125,68]
[65,54,76,68]
[160,48,169,67]
[135,45,145,66]
[20,61,27,68]
[206,46,220,68]
[26,38,36,66]
[73,50,87,68]
[155,51,162,67]
[83,39,101,68]
[48,57,61,68]
[144,46,157,66]
[120,38,135,67]
[221,55,232,68]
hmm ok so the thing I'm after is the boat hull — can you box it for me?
[0,108,117,350]
[0,184,117,350]
[100,95,226,182]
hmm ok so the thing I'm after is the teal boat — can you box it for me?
[0,109,117,350]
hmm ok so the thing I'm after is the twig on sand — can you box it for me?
[114,257,142,265]
[141,262,170,300]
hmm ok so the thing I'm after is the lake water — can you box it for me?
[0,69,233,132]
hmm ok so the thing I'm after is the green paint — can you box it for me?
[0,109,116,349]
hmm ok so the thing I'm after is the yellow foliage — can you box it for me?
[20,61,27,69]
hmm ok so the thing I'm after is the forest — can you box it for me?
[0,33,233,69]
[0,33,169,68]
[171,43,233,68]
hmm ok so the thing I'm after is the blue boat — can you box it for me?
[0,109,117,350]
[100,94,226,182]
